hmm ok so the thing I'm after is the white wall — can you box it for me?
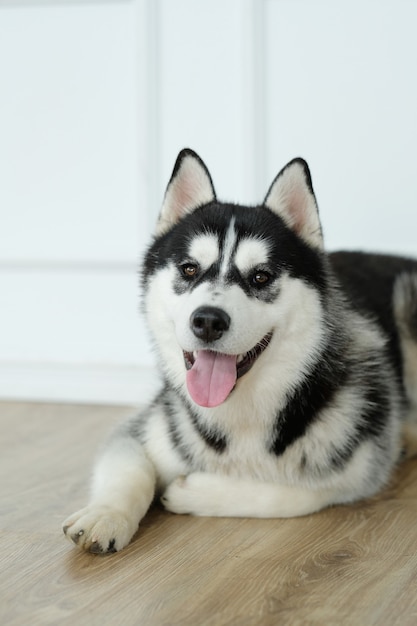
[1,0,416,404]
[0,0,155,404]
[263,0,417,255]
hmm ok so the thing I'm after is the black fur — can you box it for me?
[163,387,228,461]
[331,251,417,381]
[270,335,349,457]
[183,395,228,454]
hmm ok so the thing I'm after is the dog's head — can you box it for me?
[143,149,326,408]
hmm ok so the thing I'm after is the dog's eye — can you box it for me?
[252,271,271,286]
[180,263,199,279]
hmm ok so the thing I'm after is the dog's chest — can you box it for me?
[193,411,290,482]
[216,438,284,481]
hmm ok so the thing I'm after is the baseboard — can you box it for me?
[0,361,160,406]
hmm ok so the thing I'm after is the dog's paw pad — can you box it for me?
[62,505,135,554]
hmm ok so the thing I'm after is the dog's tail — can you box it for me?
[394,272,417,459]
[401,422,417,460]
[394,272,417,339]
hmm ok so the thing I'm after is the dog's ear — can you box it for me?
[264,159,323,249]
[156,149,216,235]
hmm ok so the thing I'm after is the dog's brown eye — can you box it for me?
[252,271,270,285]
[181,264,198,278]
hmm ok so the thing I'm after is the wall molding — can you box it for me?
[245,0,268,200]
[0,361,159,406]
[0,260,138,273]
[0,0,133,7]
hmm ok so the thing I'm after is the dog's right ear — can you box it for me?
[156,149,216,235]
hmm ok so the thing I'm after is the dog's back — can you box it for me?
[331,251,417,416]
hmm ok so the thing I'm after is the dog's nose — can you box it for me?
[190,306,231,343]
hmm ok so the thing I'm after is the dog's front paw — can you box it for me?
[161,473,223,516]
[62,505,137,554]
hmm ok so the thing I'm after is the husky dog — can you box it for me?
[63,149,417,553]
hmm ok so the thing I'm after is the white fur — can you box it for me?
[234,237,270,274]
[219,217,237,277]
[161,442,381,518]
[188,234,219,270]
[162,473,337,518]
[63,436,155,552]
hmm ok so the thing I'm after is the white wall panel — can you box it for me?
[157,0,260,205]
[0,0,155,403]
[0,268,153,364]
[0,0,146,263]
[264,0,417,255]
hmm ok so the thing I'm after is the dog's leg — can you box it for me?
[161,473,342,518]
[63,435,156,553]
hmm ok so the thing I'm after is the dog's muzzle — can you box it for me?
[183,305,273,407]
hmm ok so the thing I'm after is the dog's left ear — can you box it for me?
[264,158,323,250]
[156,149,216,235]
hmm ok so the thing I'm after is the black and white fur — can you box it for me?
[63,149,417,553]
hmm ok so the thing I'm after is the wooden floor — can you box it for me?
[1,402,417,626]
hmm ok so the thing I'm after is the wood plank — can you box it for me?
[1,401,417,625]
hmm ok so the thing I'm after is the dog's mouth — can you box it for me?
[183,332,273,408]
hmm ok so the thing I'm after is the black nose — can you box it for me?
[190,306,231,343]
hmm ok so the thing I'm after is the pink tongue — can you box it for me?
[186,351,238,407]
